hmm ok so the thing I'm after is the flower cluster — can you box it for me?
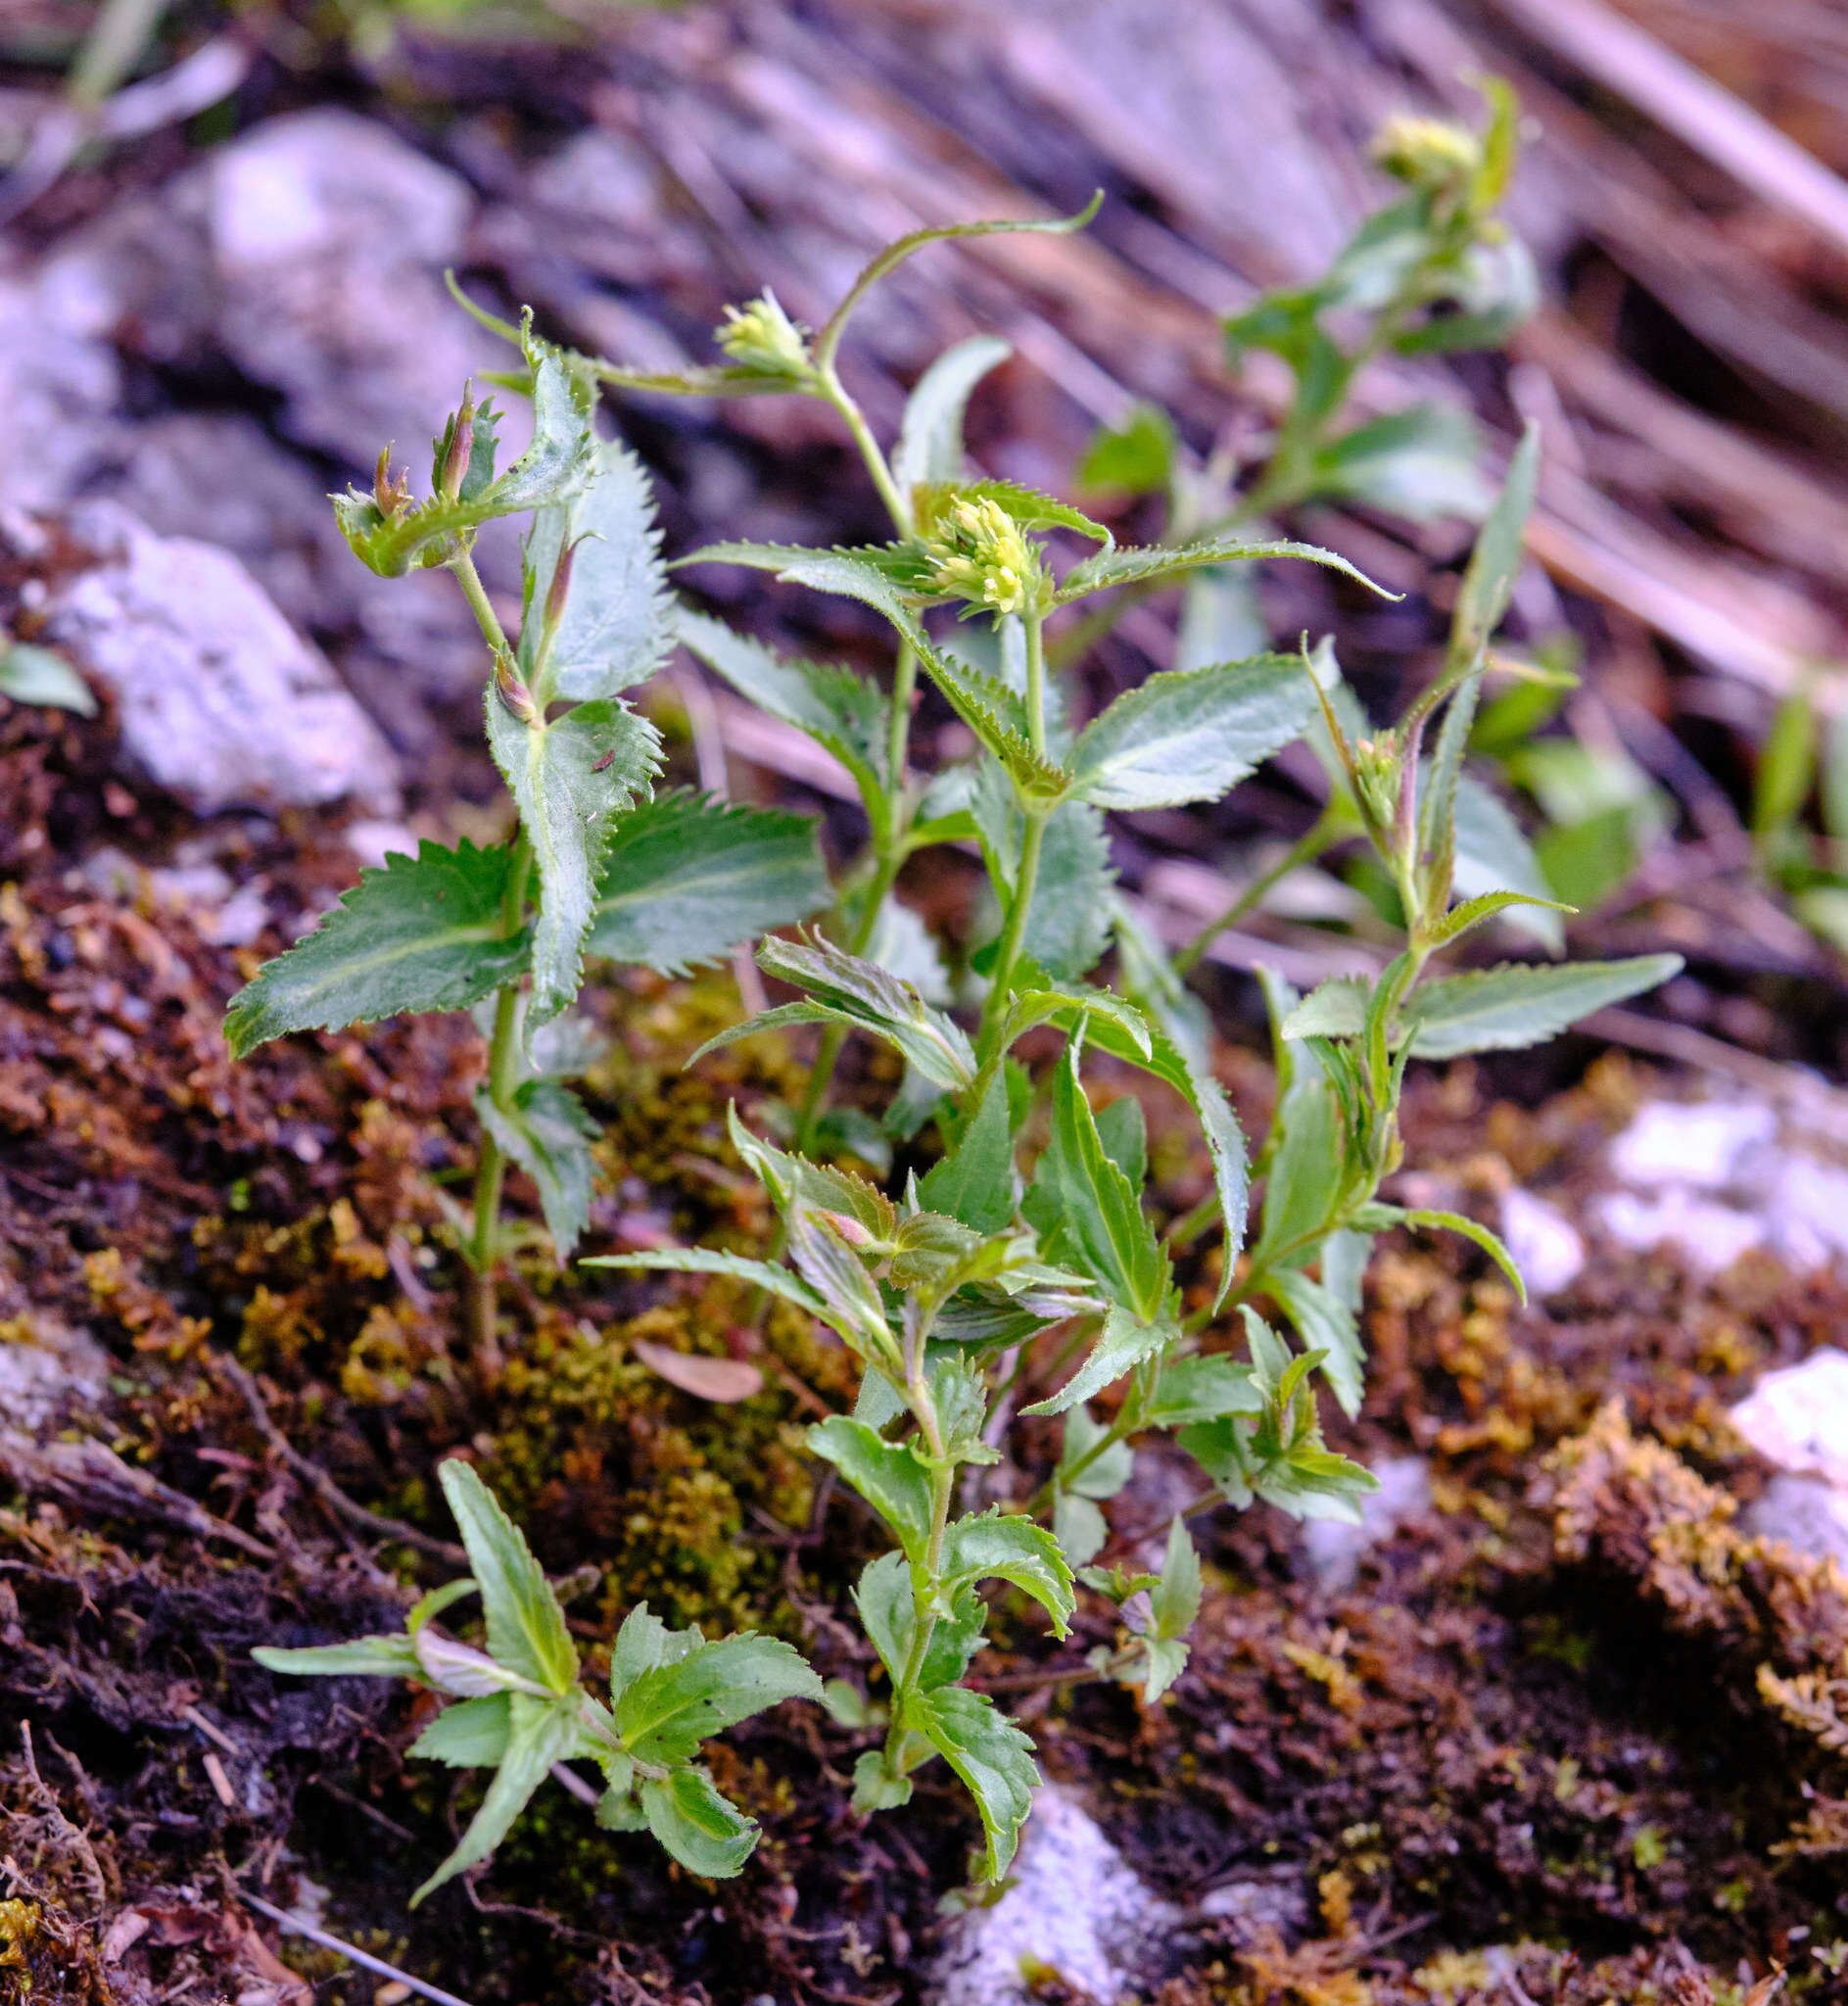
[1371,115,1482,201]
[919,494,1045,619]
[714,290,813,379]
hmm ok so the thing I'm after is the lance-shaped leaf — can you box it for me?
[613,1633,822,1765]
[855,1551,985,1692]
[1024,1302,1175,1417]
[410,1693,514,1768]
[1450,774,1563,952]
[252,1634,421,1680]
[438,1458,577,1697]
[411,1690,580,1904]
[892,334,1014,497]
[918,1065,1015,1235]
[1404,954,1682,1060]
[788,1213,899,1364]
[521,439,674,705]
[476,1078,598,1261]
[1136,1516,1203,1702]
[640,1766,761,1879]
[676,608,889,809]
[1068,656,1317,811]
[1352,1200,1526,1300]
[808,1415,936,1561]
[696,932,975,1089]
[911,1684,1039,1882]
[486,694,661,1028]
[223,839,530,1057]
[588,790,828,974]
[1265,1266,1364,1420]
[939,1509,1075,1635]
[1055,532,1390,605]
[585,1246,829,1323]
[1143,1355,1262,1430]
[1447,421,1540,680]
[337,321,597,578]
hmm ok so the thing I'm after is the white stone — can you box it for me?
[1729,1349,1848,1490]
[43,502,399,817]
[1741,1474,1848,1570]
[1300,1455,1431,1595]
[932,1789,1176,2006]
[1498,1187,1586,1298]
[0,1322,111,1434]
[1608,1099,1776,1189]
[1596,1189,1765,1275]
[1765,1155,1848,1269]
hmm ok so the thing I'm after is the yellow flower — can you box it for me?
[714,290,812,378]
[920,495,1044,618]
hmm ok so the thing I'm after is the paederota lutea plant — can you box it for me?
[252,123,1680,1896]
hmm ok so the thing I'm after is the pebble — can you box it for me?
[1730,1349,1848,1569]
[1498,1187,1586,1297]
[1300,1454,1432,1595]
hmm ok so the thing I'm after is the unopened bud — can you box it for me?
[1372,115,1481,198]
[412,1628,546,1697]
[373,445,410,517]
[437,384,477,502]
[816,1210,876,1250]
[543,537,581,634]
[493,649,538,725]
[714,289,812,379]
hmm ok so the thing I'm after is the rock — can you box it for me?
[42,501,400,817]
[1597,1187,1765,1276]
[204,110,503,468]
[1730,1350,1848,1489]
[1300,1455,1432,1594]
[932,1790,1178,2006]
[1607,1098,1777,1188]
[1498,1187,1586,1298]
[0,276,125,514]
[0,1321,111,1436]
[1741,1474,1848,1570]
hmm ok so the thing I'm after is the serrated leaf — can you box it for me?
[892,335,1015,497]
[476,1078,597,1260]
[223,839,529,1057]
[940,1509,1074,1635]
[725,1103,899,1242]
[607,1602,696,1701]
[1405,954,1682,1060]
[1363,1203,1526,1301]
[0,642,95,715]
[1068,656,1317,811]
[912,1685,1039,1881]
[1024,801,1115,979]
[585,1247,829,1323]
[438,1459,577,1697]
[676,607,889,807]
[1024,1302,1174,1417]
[747,933,975,1089]
[411,1691,579,1904]
[1266,1266,1364,1420]
[1143,1355,1262,1429]
[588,789,828,975]
[1056,532,1390,604]
[1280,978,1369,1042]
[855,1551,986,1692]
[614,1633,821,1764]
[410,1693,512,1768]
[252,1635,420,1680]
[1426,888,1572,950]
[807,1415,936,1560]
[640,1766,760,1879]
[1310,403,1492,523]
[338,323,597,578]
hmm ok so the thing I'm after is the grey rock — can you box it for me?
[1741,1473,1848,1570]
[42,501,400,817]
[1498,1187,1586,1298]
[0,276,125,513]
[1300,1454,1432,1594]
[204,109,502,467]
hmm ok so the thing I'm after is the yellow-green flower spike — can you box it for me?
[1371,115,1482,200]
[714,289,813,380]
[920,495,1045,619]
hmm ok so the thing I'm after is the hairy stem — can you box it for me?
[880,1457,954,1787]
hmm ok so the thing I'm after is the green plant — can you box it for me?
[254,1458,820,1898]
[1743,679,1848,958]
[221,318,829,1365]
[0,642,95,717]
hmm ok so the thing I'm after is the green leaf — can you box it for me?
[1148,1516,1202,1642]
[1056,533,1391,605]
[1405,954,1682,1060]
[911,1684,1039,1881]
[0,642,95,715]
[787,1215,899,1363]
[607,1602,696,1698]
[338,322,597,578]
[813,194,1102,371]
[892,335,1015,497]
[1425,888,1572,951]
[585,1246,829,1323]
[437,1459,578,1697]
[640,1766,759,1879]
[940,1509,1074,1635]
[1265,1266,1363,1420]
[1024,1044,1166,1318]
[411,1691,579,1904]
[1280,978,1367,1042]
[1450,774,1565,952]
[1054,1494,1108,1569]
[252,1635,420,1680]
[485,694,661,1028]
[410,1693,513,1768]
[614,1633,822,1764]
[1754,686,1819,851]
[1077,405,1177,496]
[1309,404,1492,522]
[1068,655,1317,811]
[223,839,529,1058]
[1143,1355,1261,1429]
[588,790,828,975]
[1061,1406,1134,1500]
[1025,801,1116,980]
[743,933,976,1089]
[915,478,1113,550]
[676,608,889,809]
[522,439,674,705]
[807,1415,936,1560]
[1356,1202,1528,1301]
[855,1551,986,1692]
[476,1078,598,1261]
[1252,1045,1344,1267]
[725,1104,900,1242]
[1024,1303,1174,1418]
[919,1065,1015,1235]
[1448,422,1539,679]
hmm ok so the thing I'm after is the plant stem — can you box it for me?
[821,369,913,538]
[465,834,533,1379]
[450,549,511,657]
[880,1456,954,1788]
[1172,804,1347,975]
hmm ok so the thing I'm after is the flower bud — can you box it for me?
[714,290,813,379]
[543,537,580,635]
[373,445,410,517]
[919,494,1045,619]
[493,649,538,726]
[437,384,479,501]
[1372,115,1481,200]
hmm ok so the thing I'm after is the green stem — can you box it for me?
[1173,804,1348,976]
[464,835,533,1375]
[976,809,1045,1061]
[451,549,511,656]
[880,1456,954,1786]
[821,369,913,538]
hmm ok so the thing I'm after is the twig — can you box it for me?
[213,1355,466,1565]
[18,1722,107,1909]
[240,1889,479,2006]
